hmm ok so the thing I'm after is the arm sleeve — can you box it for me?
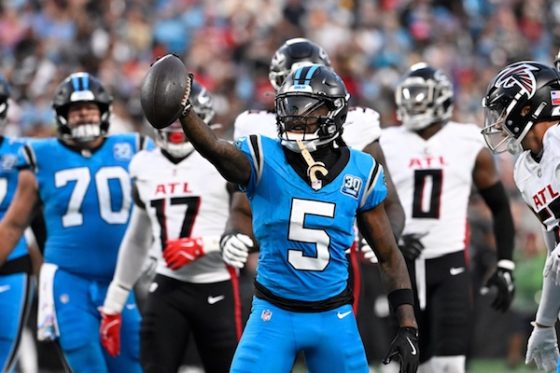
[536,266,560,326]
[103,205,152,313]
[479,181,515,261]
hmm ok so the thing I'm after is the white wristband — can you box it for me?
[202,236,221,253]
[103,282,131,314]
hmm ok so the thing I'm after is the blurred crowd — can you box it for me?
[1,0,559,367]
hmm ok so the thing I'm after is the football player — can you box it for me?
[381,63,516,373]
[0,72,153,372]
[223,38,404,318]
[0,75,35,373]
[148,60,419,372]
[481,61,560,373]
[100,81,242,373]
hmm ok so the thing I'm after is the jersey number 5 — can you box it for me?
[288,199,335,271]
[55,167,131,227]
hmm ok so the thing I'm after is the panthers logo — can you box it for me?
[494,63,540,98]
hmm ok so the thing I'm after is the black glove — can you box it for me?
[398,233,426,261]
[383,327,419,373]
[483,260,515,312]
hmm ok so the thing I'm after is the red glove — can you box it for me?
[100,310,122,357]
[163,237,205,270]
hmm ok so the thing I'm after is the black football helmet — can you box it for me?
[395,63,453,130]
[481,61,560,154]
[52,72,112,142]
[156,81,215,158]
[269,38,331,91]
[276,64,349,152]
[0,75,10,128]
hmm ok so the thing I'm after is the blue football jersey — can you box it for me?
[21,134,153,280]
[237,135,387,302]
[0,137,28,261]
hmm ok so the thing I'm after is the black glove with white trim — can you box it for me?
[383,327,419,373]
[482,259,515,312]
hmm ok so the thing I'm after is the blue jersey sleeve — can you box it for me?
[358,164,388,213]
[234,136,260,197]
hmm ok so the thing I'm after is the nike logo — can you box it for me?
[149,282,158,293]
[125,304,136,310]
[0,285,11,293]
[208,295,225,304]
[450,267,465,276]
[407,337,417,355]
[337,310,352,319]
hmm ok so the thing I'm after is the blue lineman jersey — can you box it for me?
[0,137,28,261]
[237,135,387,302]
[21,134,153,280]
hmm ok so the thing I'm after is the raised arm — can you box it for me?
[0,169,39,264]
[179,109,251,185]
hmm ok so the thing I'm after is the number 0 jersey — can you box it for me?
[380,122,485,259]
[130,149,231,283]
[237,135,387,302]
[0,137,28,261]
[233,106,381,150]
[22,134,152,280]
[514,124,560,235]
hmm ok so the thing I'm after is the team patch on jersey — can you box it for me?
[113,143,133,160]
[0,154,17,171]
[341,174,362,198]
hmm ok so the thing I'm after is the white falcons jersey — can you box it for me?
[130,149,230,283]
[233,106,381,150]
[380,122,485,259]
[514,124,560,234]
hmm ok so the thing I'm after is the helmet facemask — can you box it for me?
[53,73,112,144]
[395,64,453,131]
[156,122,194,158]
[276,95,345,152]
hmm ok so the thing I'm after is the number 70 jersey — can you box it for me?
[380,122,485,259]
[22,134,153,280]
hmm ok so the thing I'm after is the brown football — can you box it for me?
[140,54,189,129]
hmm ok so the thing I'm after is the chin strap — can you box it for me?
[296,140,328,190]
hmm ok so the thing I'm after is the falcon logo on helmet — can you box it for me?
[494,63,540,98]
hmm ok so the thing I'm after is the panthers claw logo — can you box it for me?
[494,63,540,98]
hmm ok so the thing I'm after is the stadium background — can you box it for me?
[2,0,559,372]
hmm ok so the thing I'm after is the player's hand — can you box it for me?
[220,233,253,269]
[383,327,419,373]
[525,322,559,372]
[398,233,426,261]
[163,237,205,270]
[482,260,515,312]
[358,238,378,263]
[344,239,378,263]
[543,243,560,286]
[99,310,122,357]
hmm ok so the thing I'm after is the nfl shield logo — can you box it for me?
[261,309,272,321]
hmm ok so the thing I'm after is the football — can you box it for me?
[140,54,190,129]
